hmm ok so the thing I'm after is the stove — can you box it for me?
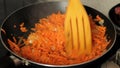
[0,0,120,68]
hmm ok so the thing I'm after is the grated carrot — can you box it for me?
[7,12,110,65]
[20,22,28,32]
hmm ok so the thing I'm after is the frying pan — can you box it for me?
[0,1,116,68]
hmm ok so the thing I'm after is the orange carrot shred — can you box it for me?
[8,12,110,65]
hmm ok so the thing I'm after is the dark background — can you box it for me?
[0,0,44,25]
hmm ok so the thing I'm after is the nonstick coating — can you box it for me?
[0,2,116,67]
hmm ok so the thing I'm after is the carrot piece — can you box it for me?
[7,12,109,65]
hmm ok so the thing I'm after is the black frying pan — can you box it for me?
[0,1,116,68]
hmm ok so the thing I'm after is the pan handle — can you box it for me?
[10,55,30,66]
